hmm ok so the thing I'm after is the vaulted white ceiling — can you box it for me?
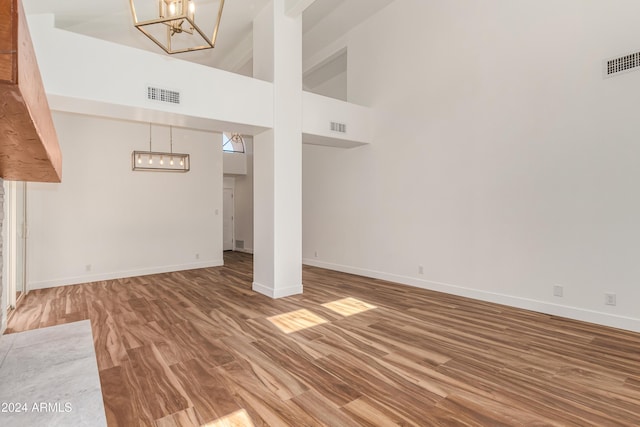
[23,0,395,76]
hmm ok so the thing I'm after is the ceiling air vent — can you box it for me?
[605,51,640,78]
[330,122,347,133]
[147,86,180,104]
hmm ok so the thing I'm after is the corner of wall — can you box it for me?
[0,178,6,335]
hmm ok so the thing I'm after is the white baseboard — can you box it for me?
[28,259,224,290]
[234,248,254,254]
[252,281,303,299]
[302,258,640,333]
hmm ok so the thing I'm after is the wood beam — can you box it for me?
[0,0,61,182]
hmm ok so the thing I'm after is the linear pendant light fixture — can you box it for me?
[132,124,190,172]
[129,0,225,54]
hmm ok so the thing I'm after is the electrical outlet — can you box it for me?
[553,285,563,297]
[605,293,617,306]
[85,264,92,272]
[195,253,200,260]
[418,265,424,275]
[314,251,318,258]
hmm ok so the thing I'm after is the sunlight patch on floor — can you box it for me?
[202,409,254,426]
[322,297,377,317]
[267,309,328,334]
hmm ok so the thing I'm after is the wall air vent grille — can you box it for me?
[605,51,640,77]
[147,86,181,104]
[330,122,347,133]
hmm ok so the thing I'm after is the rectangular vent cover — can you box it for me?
[330,122,347,133]
[605,51,640,77]
[147,86,180,104]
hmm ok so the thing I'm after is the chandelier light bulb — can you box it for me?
[170,157,174,166]
[149,156,153,165]
[137,154,142,164]
[169,2,176,15]
[160,155,164,165]
[189,1,195,14]
[180,158,184,166]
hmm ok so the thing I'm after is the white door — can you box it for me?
[223,188,234,251]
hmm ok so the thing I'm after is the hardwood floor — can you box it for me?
[5,252,640,426]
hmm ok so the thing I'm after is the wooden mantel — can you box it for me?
[0,0,61,182]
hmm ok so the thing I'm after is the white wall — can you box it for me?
[302,91,374,148]
[234,138,255,253]
[26,14,373,149]
[1,179,5,334]
[27,14,273,135]
[302,0,640,332]
[28,112,223,289]
[309,70,347,101]
[223,152,248,175]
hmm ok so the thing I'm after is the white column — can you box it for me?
[252,0,303,298]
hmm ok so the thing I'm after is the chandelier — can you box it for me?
[132,124,190,172]
[129,0,225,54]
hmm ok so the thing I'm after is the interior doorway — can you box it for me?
[7,181,27,312]
[223,187,234,251]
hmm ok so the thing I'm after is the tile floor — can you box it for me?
[0,320,107,427]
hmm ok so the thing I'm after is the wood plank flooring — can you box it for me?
[5,252,640,426]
